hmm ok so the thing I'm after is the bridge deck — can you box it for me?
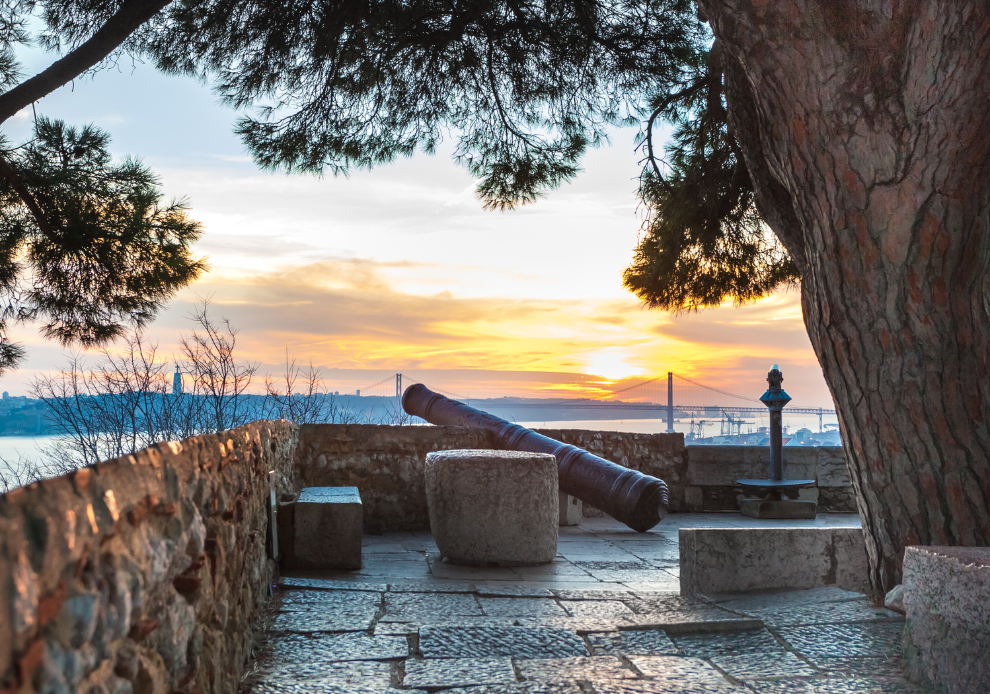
[245,514,925,693]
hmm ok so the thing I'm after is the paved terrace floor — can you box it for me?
[244,514,930,693]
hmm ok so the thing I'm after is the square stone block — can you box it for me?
[739,498,817,519]
[559,491,582,526]
[426,450,558,566]
[903,546,990,693]
[680,527,868,595]
[294,487,362,570]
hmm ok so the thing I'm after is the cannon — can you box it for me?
[402,383,669,532]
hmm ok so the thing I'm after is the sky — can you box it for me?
[0,38,835,407]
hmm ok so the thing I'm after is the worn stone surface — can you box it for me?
[776,622,904,658]
[445,685,582,694]
[0,421,299,694]
[627,655,736,685]
[479,597,568,618]
[383,592,482,620]
[281,577,387,592]
[593,682,745,694]
[247,659,394,689]
[749,680,926,694]
[426,450,558,566]
[671,628,783,656]
[279,589,381,612]
[563,600,635,618]
[710,651,818,680]
[680,527,869,594]
[265,633,408,662]
[271,609,378,633]
[419,625,588,658]
[902,546,990,694]
[403,657,517,688]
[588,629,678,656]
[293,487,363,570]
[516,656,638,682]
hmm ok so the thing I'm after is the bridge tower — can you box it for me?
[666,372,674,433]
[395,373,403,398]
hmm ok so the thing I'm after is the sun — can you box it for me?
[582,348,645,381]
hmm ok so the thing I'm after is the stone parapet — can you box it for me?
[684,445,855,513]
[0,420,298,694]
[903,546,990,693]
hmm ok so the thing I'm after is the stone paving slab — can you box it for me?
[553,589,635,601]
[279,590,382,612]
[591,680,746,694]
[670,627,783,657]
[375,616,518,635]
[709,587,864,609]
[738,600,903,627]
[383,592,483,620]
[807,656,907,678]
[388,581,476,593]
[748,679,927,694]
[419,625,588,658]
[776,622,904,658]
[247,660,394,688]
[444,684,583,694]
[622,615,763,635]
[271,609,379,633]
[280,578,389,592]
[265,633,409,662]
[627,655,737,686]
[587,629,679,656]
[478,597,570,618]
[402,657,517,688]
[476,585,556,597]
[709,651,819,680]
[516,656,639,682]
[249,684,422,694]
[514,616,634,634]
[564,600,636,618]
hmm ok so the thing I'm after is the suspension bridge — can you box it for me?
[354,371,836,432]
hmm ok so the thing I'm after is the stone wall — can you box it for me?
[293,424,491,533]
[684,445,855,513]
[0,420,298,694]
[294,425,854,529]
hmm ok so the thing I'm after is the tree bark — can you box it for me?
[701,0,990,591]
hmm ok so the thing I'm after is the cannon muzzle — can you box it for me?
[402,383,668,532]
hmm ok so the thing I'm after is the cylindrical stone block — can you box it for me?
[425,449,558,566]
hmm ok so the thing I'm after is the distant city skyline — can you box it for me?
[0,38,833,407]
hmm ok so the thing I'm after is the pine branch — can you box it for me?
[0,0,172,124]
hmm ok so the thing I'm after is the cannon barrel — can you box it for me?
[402,383,669,532]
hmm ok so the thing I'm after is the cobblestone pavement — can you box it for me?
[243,515,928,693]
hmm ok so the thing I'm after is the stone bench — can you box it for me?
[292,486,363,570]
[425,449,558,566]
[903,546,990,693]
[679,526,869,595]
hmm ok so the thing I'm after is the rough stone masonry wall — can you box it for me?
[295,425,854,531]
[0,420,298,694]
[294,424,688,531]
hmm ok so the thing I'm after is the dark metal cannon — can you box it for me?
[402,383,669,532]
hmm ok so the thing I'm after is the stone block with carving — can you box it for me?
[903,546,990,693]
[425,450,558,566]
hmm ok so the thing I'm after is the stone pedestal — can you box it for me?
[425,449,558,566]
[739,498,817,519]
[903,546,990,694]
[559,491,582,526]
[293,487,363,570]
[680,527,869,595]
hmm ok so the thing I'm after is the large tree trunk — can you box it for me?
[700,0,990,592]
